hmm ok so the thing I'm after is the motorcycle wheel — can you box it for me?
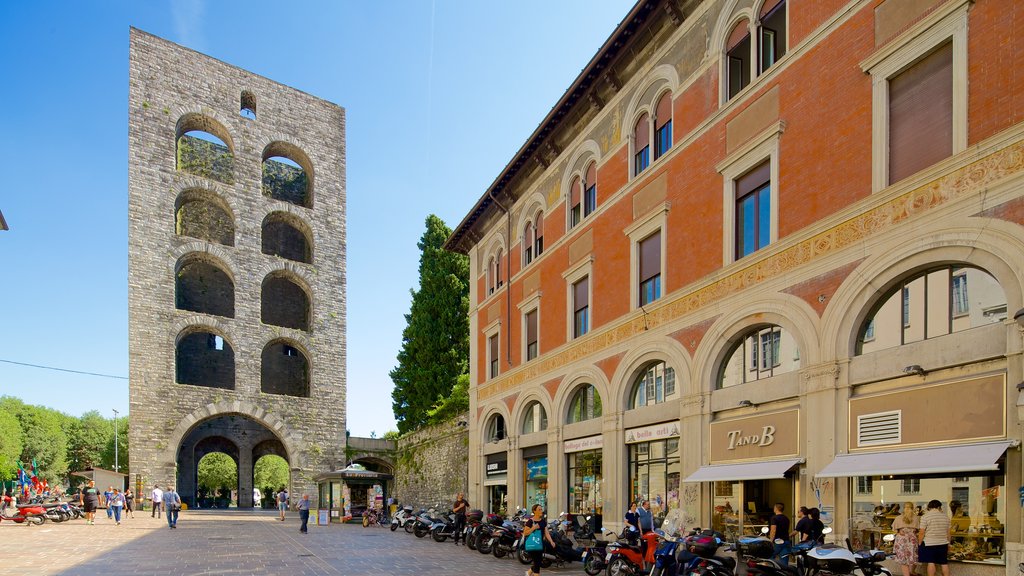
[477,535,494,555]
[404,521,415,534]
[432,527,448,543]
[466,528,478,550]
[493,544,507,559]
[518,547,533,565]
[606,558,634,576]
[584,554,605,576]
[28,516,45,526]
[414,524,428,538]
[390,521,398,532]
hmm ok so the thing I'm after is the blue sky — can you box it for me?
[0,0,634,436]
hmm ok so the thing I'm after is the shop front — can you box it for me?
[685,409,801,541]
[484,452,508,515]
[523,445,548,510]
[315,464,392,524]
[819,374,1012,565]
[625,421,681,527]
[565,435,603,523]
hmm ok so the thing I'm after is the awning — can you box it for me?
[816,440,1014,478]
[684,458,803,482]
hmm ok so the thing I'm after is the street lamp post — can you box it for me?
[112,409,119,473]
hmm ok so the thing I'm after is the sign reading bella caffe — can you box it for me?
[710,409,799,462]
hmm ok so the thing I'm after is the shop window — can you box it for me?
[758,0,787,74]
[726,20,751,100]
[567,449,603,515]
[857,266,1006,355]
[524,454,548,510]
[573,276,590,339]
[567,384,602,424]
[849,468,1005,563]
[653,93,672,160]
[486,414,506,443]
[712,478,794,540]
[628,438,680,528]
[633,113,651,175]
[629,361,677,409]
[175,330,235,389]
[719,324,800,388]
[521,401,547,434]
[639,231,662,306]
[583,162,597,218]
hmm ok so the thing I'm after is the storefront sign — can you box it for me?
[625,421,680,444]
[711,409,798,462]
[564,435,603,453]
[486,460,507,475]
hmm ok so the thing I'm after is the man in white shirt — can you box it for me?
[253,488,262,508]
[151,485,164,518]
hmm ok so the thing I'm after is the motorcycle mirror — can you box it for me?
[822,527,833,535]
[882,534,896,543]
[761,526,770,535]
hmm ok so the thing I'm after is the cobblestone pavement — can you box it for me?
[2,509,584,576]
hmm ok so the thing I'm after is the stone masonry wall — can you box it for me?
[392,416,469,512]
[127,28,346,508]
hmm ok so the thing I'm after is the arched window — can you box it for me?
[175,257,235,318]
[262,142,313,208]
[719,324,800,388]
[486,414,506,442]
[758,0,787,74]
[534,212,544,256]
[176,330,235,389]
[524,221,535,266]
[583,162,597,218]
[567,384,602,424]
[176,114,234,185]
[857,266,1006,355]
[629,361,677,408]
[570,176,583,228]
[175,190,234,247]
[727,19,752,100]
[261,340,309,397]
[261,274,310,331]
[262,212,312,264]
[633,113,651,175]
[653,93,673,160]
[240,90,257,119]
[522,401,548,434]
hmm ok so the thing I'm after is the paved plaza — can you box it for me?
[2,509,578,575]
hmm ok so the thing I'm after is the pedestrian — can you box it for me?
[109,488,125,525]
[277,487,289,521]
[624,501,640,533]
[523,504,556,576]
[253,487,262,509]
[793,506,811,541]
[164,485,181,529]
[807,508,825,543]
[893,501,920,576]
[105,486,114,520]
[79,480,101,525]
[452,492,469,545]
[918,500,950,576]
[124,487,135,518]
[298,494,311,533]
[638,499,654,533]
[151,484,163,518]
[769,502,792,566]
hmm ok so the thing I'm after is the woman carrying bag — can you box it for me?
[523,504,556,576]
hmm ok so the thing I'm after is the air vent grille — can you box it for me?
[857,410,901,447]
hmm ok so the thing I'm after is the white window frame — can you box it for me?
[483,318,501,380]
[717,121,782,264]
[861,0,969,193]
[563,256,594,341]
[624,203,669,311]
[517,291,542,363]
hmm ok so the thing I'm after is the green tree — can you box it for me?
[254,455,289,490]
[197,452,237,494]
[426,373,469,425]
[0,397,68,482]
[390,215,470,433]
[0,409,23,481]
[64,411,109,473]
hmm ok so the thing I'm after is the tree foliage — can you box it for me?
[425,373,469,425]
[197,452,237,493]
[0,397,69,482]
[0,409,23,481]
[254,455,289,491]
[65,411,110,473]
[390,215,470,434]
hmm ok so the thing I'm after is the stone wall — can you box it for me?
[392,416,469,511]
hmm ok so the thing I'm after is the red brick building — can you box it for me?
[447,0,1024,567]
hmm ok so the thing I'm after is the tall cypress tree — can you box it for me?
[390,215,469,434]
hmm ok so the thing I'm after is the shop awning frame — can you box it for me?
[684,458,804,482]
[816,440,1016,478]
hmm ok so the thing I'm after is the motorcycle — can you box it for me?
[474,513,506,554]
[604,526,660,576]
[390,504,414,532]
[491,517,525,558]
[648,522,704,576]
[679,529,735,576]
[406,508,425,534]
[430,512,459,543]
[0,497,47,525]
[413,509,440,538]
[463,509,484,550]
[576,517,616,576]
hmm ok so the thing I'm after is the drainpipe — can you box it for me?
[487,189,513,366]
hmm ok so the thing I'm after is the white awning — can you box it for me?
[816,440,1014,478]
[685,458,803,482]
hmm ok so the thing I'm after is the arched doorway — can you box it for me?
[176,413,290,508]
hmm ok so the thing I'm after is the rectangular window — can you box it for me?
[856,476,873,494]
[727,34,751,99]
[524,246,532,266]
[639,231,662,306]
[758,1,787,73]
[759,329,781,370]
[488,334,499,378]
[654,121,672,159]
[952,272,968,316]
[628,439,680,528]
[634,146,650,175]
[525,309,538,361]
[735,162,771,259]
[570,180,582,228]
[573,276,589,338]
[900,478,920,494]
[584,183,596,217]
[902,286,911,327]
[888,41,953,185]
[567,449,603,515]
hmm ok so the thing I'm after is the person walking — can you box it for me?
[452,492,469,545]
[109,488,125,525]
[523,504,556,576]
[124,488,135,519]
[79,480,101,525]
[769,502,792,566]
[893,501,920,576]
[298,494,311,533]
[277,487,289,521]
[793,506,811,541]
[164,485,181,529]
[918,500,951,576]
[151,484,163,518]
[104,486,114,520]
[807,508,825,543]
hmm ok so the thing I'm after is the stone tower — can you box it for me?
[127,28,346,507]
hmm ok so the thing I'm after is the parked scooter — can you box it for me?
[430,512,460,542]
[0,497,47,526]
[413,509,440,538]
[390,504,414,532]
[576,516,616,576]
[679,529,734,576]
[604,526,661,576]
